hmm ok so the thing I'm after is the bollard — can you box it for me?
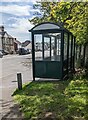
[17,73,22,90]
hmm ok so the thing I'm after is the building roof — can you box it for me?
[29,22,70,33]
[0,30,14,38]
[14,39,21,45]
[22,40,31,47]
[0,26,21,45]
[0,31,6,36]
[0,26,21,41]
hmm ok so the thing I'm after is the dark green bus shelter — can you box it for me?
[29,22,75,81]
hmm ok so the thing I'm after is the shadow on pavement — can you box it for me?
[1,101,24,120]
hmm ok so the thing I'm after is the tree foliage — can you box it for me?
[29,2,88,44]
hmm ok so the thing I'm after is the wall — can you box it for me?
[24,43,32,50]
[0,37,2,50]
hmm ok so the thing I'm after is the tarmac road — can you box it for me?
[0,54,32,119]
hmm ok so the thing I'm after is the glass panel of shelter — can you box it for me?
[72,37,75,56]
[63,32,68,73]
[34,34,42,60]
[68,35,72,69]
[72,36,75,70]
[34,33,61,61]
[64,33,68,60]
[44,36,50,60]
[51,37,55,57]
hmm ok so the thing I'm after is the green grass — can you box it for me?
[13,78,88,120]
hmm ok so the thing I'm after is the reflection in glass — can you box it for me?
[57,38,61,56]
[34,33,61,61]
[64,33,68,60]
[51,37,55,57]
[34,34,42,60]
[44,37,50,58]
[72,37,74,56]
[69,35,71,58]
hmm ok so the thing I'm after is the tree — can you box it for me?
[29,2,88,45]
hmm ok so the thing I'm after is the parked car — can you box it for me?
[0,51,3,58]
[18,48,28,55]
[26,49,31,54]
[18,48,31,55]
[0,50,8,55]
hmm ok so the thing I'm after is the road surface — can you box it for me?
[0,54,32,119]
[0,51,51,119]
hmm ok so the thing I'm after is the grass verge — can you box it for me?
[13,77,88,120]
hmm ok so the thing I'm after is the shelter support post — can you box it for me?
[32,32,35,81]
[67,33,69,76]
[61,31,64,79]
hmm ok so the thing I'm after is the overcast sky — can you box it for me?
[0,0,42,42]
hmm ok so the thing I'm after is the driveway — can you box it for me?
[0,54,32,119]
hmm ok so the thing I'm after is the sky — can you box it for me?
[0,0,42,42]
[1,0,84,42]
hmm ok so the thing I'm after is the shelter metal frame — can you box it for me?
[29,22,75,81]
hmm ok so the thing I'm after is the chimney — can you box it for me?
[0,26,4,32]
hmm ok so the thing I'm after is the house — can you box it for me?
[0,26,21,54]
[0,30,2,50]
[14,38,22,53]
[0,26,5,51]
[22,40,32,51]
[0,26,15,54]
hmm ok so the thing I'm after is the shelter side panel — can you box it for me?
[35,61,62,79]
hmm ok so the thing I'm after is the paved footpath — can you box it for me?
[0,54,32,120]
